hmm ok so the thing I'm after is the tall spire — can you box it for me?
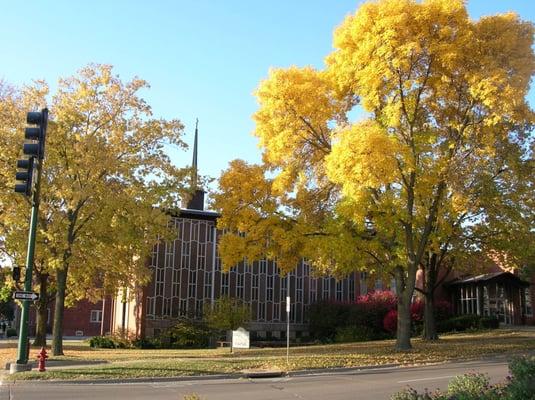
[182,118,205,211]
[192,118,198,189]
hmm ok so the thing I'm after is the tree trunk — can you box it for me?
[422,292,438,340]
[394,264,417,351]
[396,295,412,350]
[422,253,439,340]
[33,272,49,347]
[52,267,68,356]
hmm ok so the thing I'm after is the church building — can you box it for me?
[108,122,358,340]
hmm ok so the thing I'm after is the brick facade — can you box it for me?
[139,210,357,338]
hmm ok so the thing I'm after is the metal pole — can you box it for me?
[16,108,47,367]
[211,227,217,308]
[286,274,290,365]
[16,197,39,364]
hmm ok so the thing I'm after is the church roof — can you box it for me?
[445,271,529,288]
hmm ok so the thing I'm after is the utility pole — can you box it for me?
[11,109,48,373]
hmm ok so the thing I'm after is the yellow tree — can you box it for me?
[215,0,534,350]
[0,80,55,347]
[0,65,189,355]
[416,154,535,341]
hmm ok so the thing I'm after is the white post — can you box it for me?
[211,227,217,308]
[286,294,290,364]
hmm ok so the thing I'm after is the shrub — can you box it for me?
[507,356,535,400]
[391,373,504,400]
[434,300,453,322]
[437,314,479,332]
[160,319,214,349]
[109,332,136,348]
[383,309,397,334]
[446,372,493,399]
[382,300,431,335]
[390,358,534,399]
[204,296,251,332]
[89,335,116,349]
[309,301,351,341]
[310,291,398,341]
[410,299,424,322]
[479,316,500,329]
[349,290,398,336]
[132,337,159,349]
[334,325,377,343]
[437,315,500,333]
[6,328,17,337]
[390,387,434,400]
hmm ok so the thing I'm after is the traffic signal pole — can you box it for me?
[11,109,48,373]
[16,174,41,365]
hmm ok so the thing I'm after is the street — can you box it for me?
[0,358,510,400]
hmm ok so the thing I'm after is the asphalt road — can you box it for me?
[0,358,511,400]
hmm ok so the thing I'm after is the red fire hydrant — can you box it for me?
[37,347,48,372]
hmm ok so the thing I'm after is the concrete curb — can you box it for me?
[3,363,406,386]
[4,351,533,386]
[242,369,284,378]
[288,363,401,377]
[5,373,243,385]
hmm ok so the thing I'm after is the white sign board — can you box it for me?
[232,327,250,349]
[13,291,39,301]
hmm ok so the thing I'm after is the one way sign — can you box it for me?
[13,291,39,301]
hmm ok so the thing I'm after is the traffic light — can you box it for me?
[14,109,48,196]
[25,111,47,160]
[14,158,34,196]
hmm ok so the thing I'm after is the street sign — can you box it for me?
[286,296,291,312]
[13,291,39,301]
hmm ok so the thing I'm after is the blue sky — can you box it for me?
[1,1,534,190]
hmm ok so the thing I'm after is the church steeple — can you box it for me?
[183,118,205,210]
[191,118,198,189]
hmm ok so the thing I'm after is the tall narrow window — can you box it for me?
[179,299,187,316]
[172,268,180,297]
[323,277,330,300]
[237,273,245,299]
[252,274,259,301]
[273,302,280,321]
[155,268,164,296]
[221,273,230,296]
[336,280,343,301]
[359,272,367,296]
[296,276,303,302]
[259,259,267,274]
[310,279,317,303]
[204,271,212,298]
[266,275,274,302]
[188,270,197,298]
[349,277,355,301]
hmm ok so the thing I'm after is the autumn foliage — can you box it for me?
[215,0,535,350]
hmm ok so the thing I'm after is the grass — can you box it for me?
[2,329,535,381]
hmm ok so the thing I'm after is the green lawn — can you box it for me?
[5,329,535,381]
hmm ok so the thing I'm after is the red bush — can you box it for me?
[383,299,454,333]
[410,299,424,322]
[383,309,397,333]
[356,290,397,310]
